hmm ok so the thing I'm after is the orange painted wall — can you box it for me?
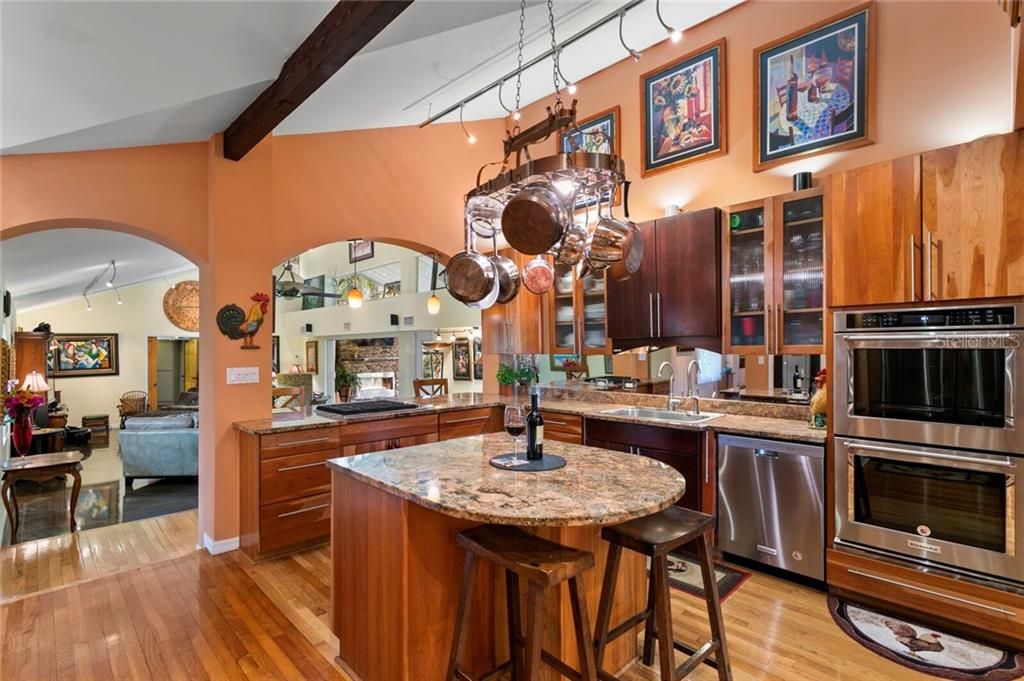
[517,0,1013,220]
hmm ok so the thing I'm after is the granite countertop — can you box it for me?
[235,391,826,445]
[327,433,685,526]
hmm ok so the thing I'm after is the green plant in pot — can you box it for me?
[496,360,537,397]
[335,365,361,403]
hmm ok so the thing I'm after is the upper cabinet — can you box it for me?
[922,130,1024,302]
[547,266,610,356]
[827,155,921,307]
[482,249,543,355]
[606,208,721,351]
[723,190,826,355]
[829,130,1024,308]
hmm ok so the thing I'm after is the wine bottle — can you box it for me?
[526,391,544,460]
[786,55,800,122]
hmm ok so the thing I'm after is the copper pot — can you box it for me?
[501,182,570,255]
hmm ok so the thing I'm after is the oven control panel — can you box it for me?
[840,305,1017,330]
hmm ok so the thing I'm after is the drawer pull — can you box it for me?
[277,461,326,473]
[277,503,330,519]
[268,436,332,448]
[846,569,1017,616]
[545,419,569,426]
[444,415,492,424]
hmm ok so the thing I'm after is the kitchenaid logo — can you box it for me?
[907,539,941,554]
[936,333,1020,349]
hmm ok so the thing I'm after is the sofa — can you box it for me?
[119,412,198,489]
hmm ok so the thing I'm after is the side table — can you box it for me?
[1,450,83,542]
[82,414,110,447]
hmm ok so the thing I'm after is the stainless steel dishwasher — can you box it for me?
[717,434,825,581]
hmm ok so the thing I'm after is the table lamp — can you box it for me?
[21,371,50,394]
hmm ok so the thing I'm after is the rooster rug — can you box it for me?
[829,597,1024,679]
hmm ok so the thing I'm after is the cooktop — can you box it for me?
[317,400,421,417]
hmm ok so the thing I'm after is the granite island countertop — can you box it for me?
[235,391,826,445]
[326,432,686,526]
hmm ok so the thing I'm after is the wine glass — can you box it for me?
[504,405,526,460]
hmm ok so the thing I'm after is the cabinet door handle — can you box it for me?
[846,569,1016,616]
[277,461,326,473]
[444,415,492,424]
[267,436,331,449]
[924,231,934,301]
[277,503,330,519]
[648,293,654,337]
[704,438,710,484]
[774,304,781,352]
[656,292,662,337]
[545,419,569,426]
[908,234,918,301]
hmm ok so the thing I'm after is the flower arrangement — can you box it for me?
[3,389,45,422]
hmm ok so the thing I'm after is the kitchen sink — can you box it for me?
[598,407,724,424]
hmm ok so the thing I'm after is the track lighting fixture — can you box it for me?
[459,102,476,144]
[82,259,122,310]
[656,0,682,43]
[619,11,642,62]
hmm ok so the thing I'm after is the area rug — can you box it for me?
[662,551,750,602]
[829,596,1024,680]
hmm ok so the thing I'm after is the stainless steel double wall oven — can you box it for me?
[833,302,1023,584]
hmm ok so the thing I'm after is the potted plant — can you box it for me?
[561,357,586,382]
[335,365,361,403]
[496,360,537,397]
[3,388,46,456]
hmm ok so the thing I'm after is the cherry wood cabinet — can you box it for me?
[541,411,583,444]
[547,267,610,356]
[482,249,543,355]
[13,331,49,389]
[722,199,773,354]
[606,208,721,350]
[827,155,921,307]
[921,130,1024,301]
[437,407,502,440]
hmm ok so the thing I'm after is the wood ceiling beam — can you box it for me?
[223,0,413,161]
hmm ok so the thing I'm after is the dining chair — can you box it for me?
[414,378,449,398]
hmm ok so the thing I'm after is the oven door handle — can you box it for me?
[840,331,1021,344]
[843,441,1016,469]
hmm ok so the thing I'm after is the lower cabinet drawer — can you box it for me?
[259,493,331,554]
[438,407,500,440]
[541,411,582,444]
[259,449,333,505]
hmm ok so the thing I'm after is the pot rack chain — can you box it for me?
[547,0,564,109]
[513,0,526,133]
[418,0,646,129]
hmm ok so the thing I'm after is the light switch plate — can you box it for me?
[227,367,259,384]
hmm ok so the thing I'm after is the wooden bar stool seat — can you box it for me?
[447,524,598,681]
[593,506,732,681]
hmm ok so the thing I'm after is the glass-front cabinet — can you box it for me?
[548,265,610,356]
[723,188,825,355]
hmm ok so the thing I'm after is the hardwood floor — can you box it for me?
[0,510,932,680]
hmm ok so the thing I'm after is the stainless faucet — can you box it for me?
[657,361,682,411]
[686,359,701,415]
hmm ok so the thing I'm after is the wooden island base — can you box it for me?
[331,472,646,681]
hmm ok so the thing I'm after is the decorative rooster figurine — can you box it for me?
[216,293,270,350]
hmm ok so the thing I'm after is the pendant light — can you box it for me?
[427,254,441,315]
[347,249,363,308]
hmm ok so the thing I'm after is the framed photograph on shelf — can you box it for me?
[641,38,726,177]
[48,334,119,377]
[754,2,874,171]
[453,338,471,381]
[301,275,325,310]
[560,106,621,208]
[472,337,483,380]
[349,239,374,263]
[305,340,318,374]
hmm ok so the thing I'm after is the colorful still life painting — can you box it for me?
[642,40,725,175]
[48,334,119,377]
[560,107,620,207]
[756,4,872,170]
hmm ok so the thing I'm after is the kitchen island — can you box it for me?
[327,433,685,681]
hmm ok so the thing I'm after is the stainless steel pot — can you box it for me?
[465,194,504,239]
[446,220,499,308]
[585,187,636,269]
[522,255,555,294]
[490,235,521,304]
[606,183,643,281]
[552,222,587,266]
[501,182,569,255]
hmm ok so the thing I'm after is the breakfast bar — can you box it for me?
[327,432,685,681]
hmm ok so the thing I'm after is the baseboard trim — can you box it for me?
[202,534,240,555]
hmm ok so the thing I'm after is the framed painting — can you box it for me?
[302,275,325,310]
[472,337,483,380]
[305,340,318,374]
[48,334,119,377]
[422,350,444,379]
[754,2,874,171]
[641,38,726,177]
[453,338,471,381]
[560,106,621,208]
[349,240,374,263]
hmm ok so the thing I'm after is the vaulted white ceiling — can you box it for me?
[1,0,741,154]
[1,229,196,311]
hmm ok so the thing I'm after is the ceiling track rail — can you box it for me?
[418,0,646,128]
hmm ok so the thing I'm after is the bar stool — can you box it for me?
[592,506,732,681]
[447,524,598,681]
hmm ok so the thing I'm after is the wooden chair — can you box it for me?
[117,391,149,428]
[593,506,732,681]
[272,386,305,410]
[414,378,449,398]
[447,524,597,681]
